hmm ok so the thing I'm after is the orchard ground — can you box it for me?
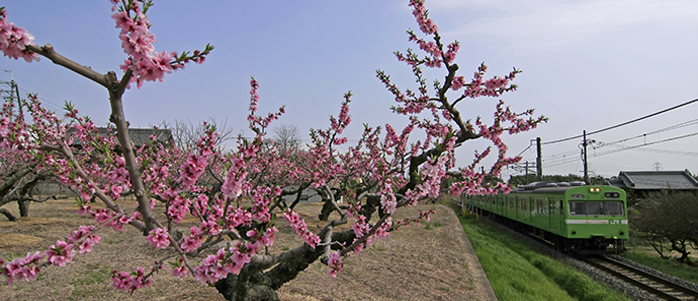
[0,196,489,301]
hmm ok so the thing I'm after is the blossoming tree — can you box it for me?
[0,0,545,300]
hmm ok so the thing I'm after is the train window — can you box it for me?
[569,201,625,216]
[550,202,556,216]
[570,202,587,215]
[605,202,624,216]
[510,198,514,208]
[559,200,563,216]
[587,202,602,215]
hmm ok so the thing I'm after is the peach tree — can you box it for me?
[0,0,545,300]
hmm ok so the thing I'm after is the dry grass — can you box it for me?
[0,197,483,301]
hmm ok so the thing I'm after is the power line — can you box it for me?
[542,97,698,145]
[544,131,698,167]
[597,118,698,148]
[539,116,698,163]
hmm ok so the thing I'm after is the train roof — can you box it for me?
[510,182,622,194]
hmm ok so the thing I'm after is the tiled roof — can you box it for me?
[68,127,173,147]
[608,170,698,190]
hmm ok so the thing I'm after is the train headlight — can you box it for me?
[589,187,601,193]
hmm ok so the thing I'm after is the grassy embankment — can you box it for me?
[455,210,630,301]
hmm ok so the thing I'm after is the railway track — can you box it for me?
[585,255,698,301]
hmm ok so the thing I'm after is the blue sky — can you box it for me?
[2,0,697,180]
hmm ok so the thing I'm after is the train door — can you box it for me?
[545,198,555,231]
[548,198,562,234]
[559,200,564,233]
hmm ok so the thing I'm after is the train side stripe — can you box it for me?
[565,219,609,224]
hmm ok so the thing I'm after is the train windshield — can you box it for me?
[569,201,624,216]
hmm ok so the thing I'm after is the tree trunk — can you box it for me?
[18,200,30,217]
[215,269,279,301]
[318,199,334,221]
[214,230,356,300]
[359,195,383,220]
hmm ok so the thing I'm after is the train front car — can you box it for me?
[561,185,628,254]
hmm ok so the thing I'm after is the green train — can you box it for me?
[466,182,628,254]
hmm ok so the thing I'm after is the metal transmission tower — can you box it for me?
[1,70,23,118]
[653,162,663,171]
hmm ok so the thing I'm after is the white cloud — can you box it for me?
[429,0,698,51]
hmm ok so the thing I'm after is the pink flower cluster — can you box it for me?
[444,42,459,64]
[329,93,352,135]
[171,257,189,278]
[1,224,102,284]
[380,180,397,214]
[283,210,321,248]
[111,268,152,293]
[45,240,76,267]
[193,242,256,285]
[327,252,343,278]
[409,0,438,34]
[66,225,101,255]
[222,156,248,199]
[181,226,204,253]
[245,78,285,131]
[1,252,43,284]
[112,2,173,88]
[0,8,39,62]
[167,195,192,223]
[85,208,133,232]
[147,227,170,249]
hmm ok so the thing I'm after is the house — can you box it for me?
[37,127,175,197]
[605,170,698,200]
[68,127,174,149]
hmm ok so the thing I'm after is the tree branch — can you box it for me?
[25,44,109,88]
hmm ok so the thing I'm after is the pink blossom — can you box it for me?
[147,228,170,249]
[181,236,202,253]
[283,210,321,248]
[45,240,76,267]
[172,265,188,278]
[451,76,466,91]
[0,8,40,62]
[2,252,43,284]
[111,268,151,293]
[171,257,189,278]
[328,252,343,278]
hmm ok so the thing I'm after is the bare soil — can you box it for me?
[0,197,483,301]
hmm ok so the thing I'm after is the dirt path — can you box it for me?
[0,198,490,301]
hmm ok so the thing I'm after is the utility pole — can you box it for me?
[582,130,589,184]
[525,161,529,176]
[536,137,542,181]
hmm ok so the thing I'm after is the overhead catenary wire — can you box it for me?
[544,131,698,168]
[538,116,698,163]
[541,97,698,145]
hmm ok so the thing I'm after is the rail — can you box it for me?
[586,255,698,301]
